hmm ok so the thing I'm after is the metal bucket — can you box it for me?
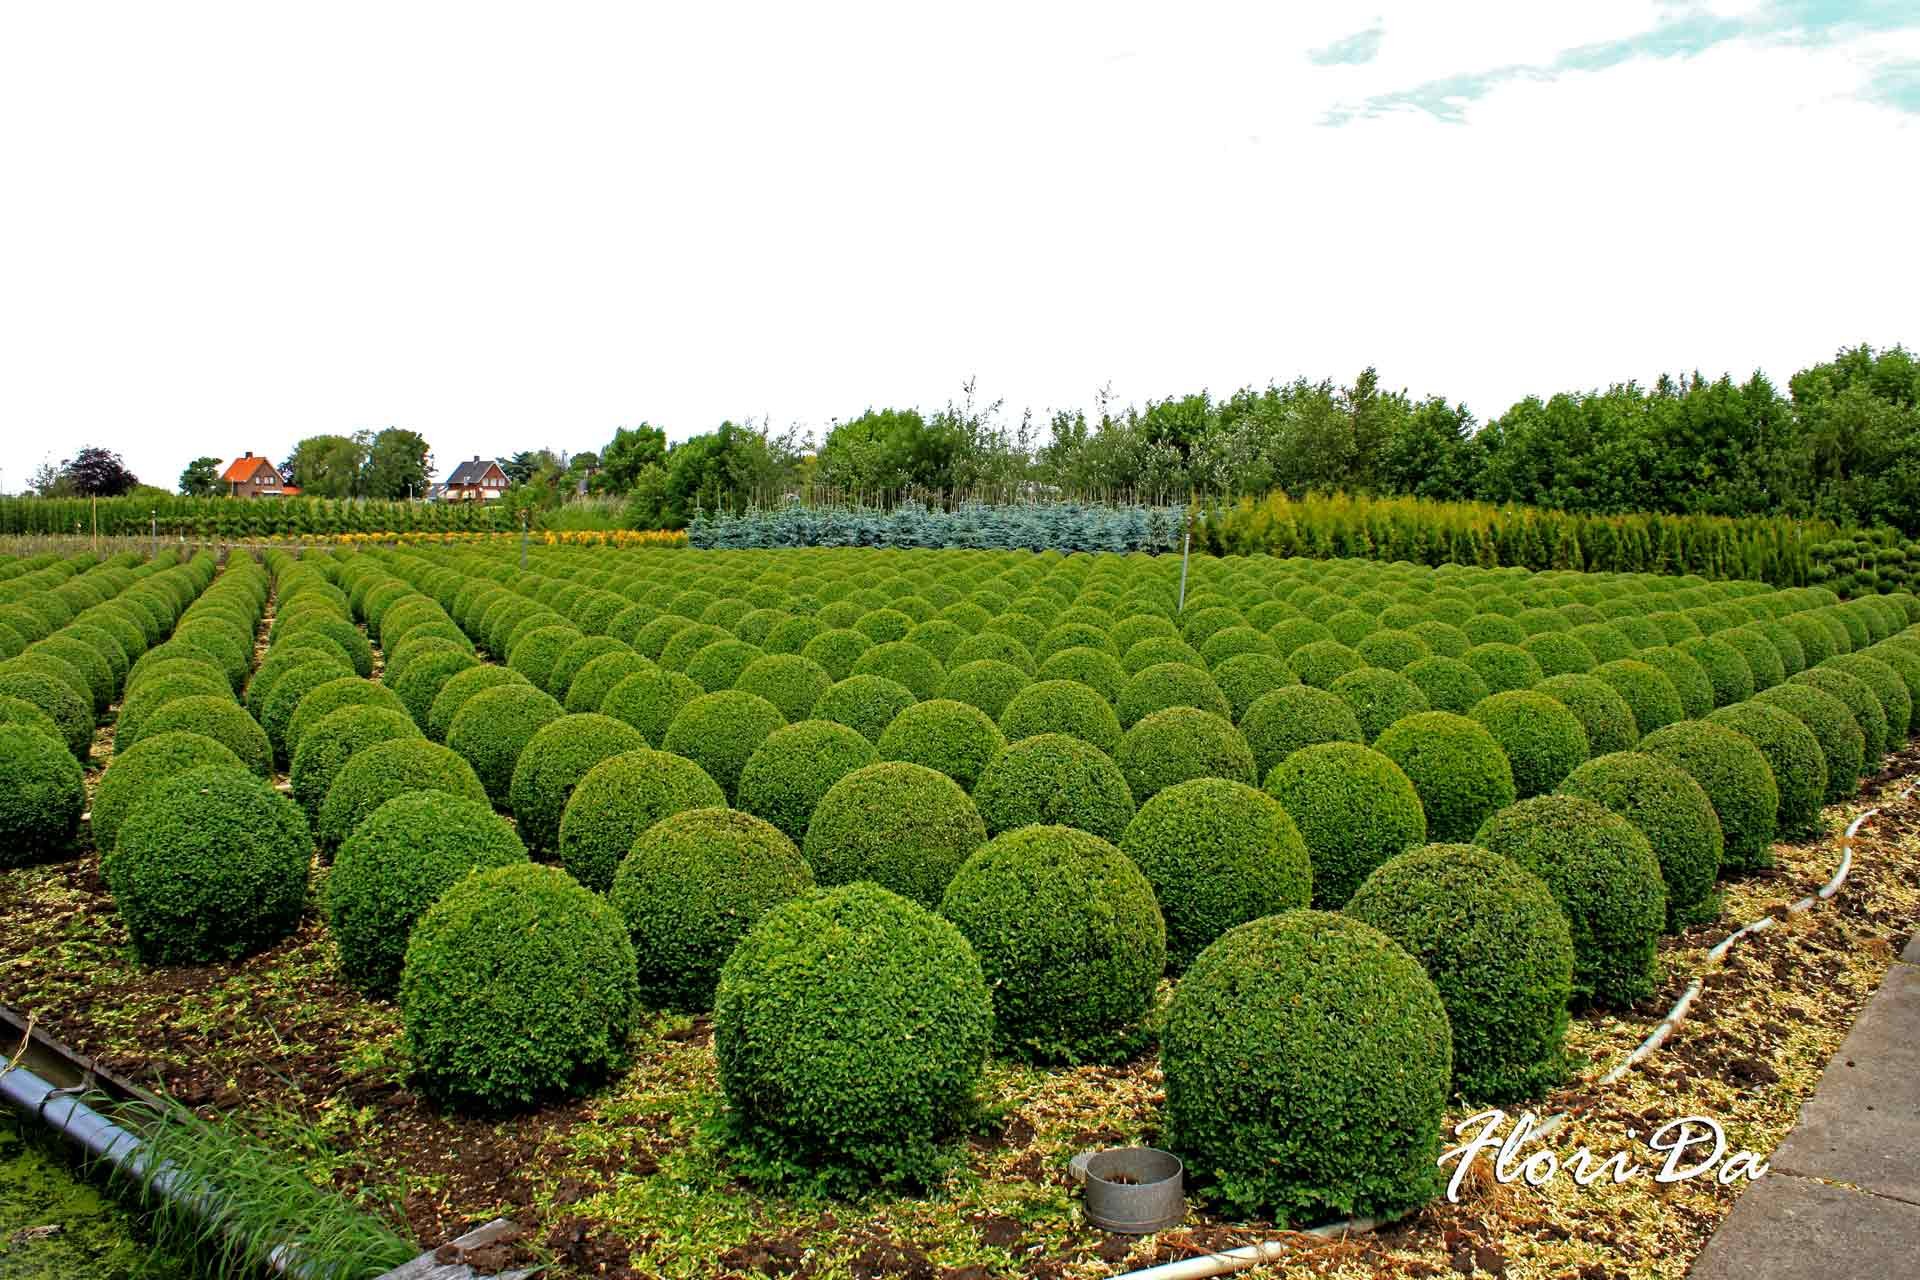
[1074,1147,1186,1234]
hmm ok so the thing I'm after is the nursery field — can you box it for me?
[2,542,1920,1280]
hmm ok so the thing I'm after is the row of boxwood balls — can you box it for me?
[73,544,1920,1225]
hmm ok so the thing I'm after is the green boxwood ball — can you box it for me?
[1116,706,1256,803]
[285,677,407,761]
[260,661,352,768]
[1120,777,1311,970]
[1469,690,1590,798]
[103,766,311,965]
[1211,653,1299,723]
[1475,795,1668,1007]
[1636,722,1778,875]
[1536,673,1640,755]
[1288,639,1365,689]
[92,730,244,853]
[998,678,1122,753]
[953,630,1037,675]
[0,666,93,758]
[325,791,529,997]
[1263,741,1426,907]
[972,733,1135,843]
[289,706,421,819]
[809,674,915,745]
[1520,631,1597,678]
[611,807,813,1012]
[507,713,650,853]
[557,748,728,892]
[113,670,230,749]
[1399,656,1491,716]
[1707,702,1828,835]
[714,883,992,1193]
[1719,628,1787,691]
[661,689,787,802]
[850,641,945,701]
[734,714,879,838]
[549,635,628,703]
[426,663,531,742]
[0,694,65,748]
[1593,659,1685,737]
[390,649,479,729]
[1754,683,1866,800]
[939,659,1031,720]
[446,682,565,808]
[1824,654,1912,741]
[1353,629,1432,672]
[804,762,986,908]
[1163,910,1450,1225]
[400,863,637,1112]
[876,698,1005,792]
[563,651,650,715]
[1238,685,1365,783]
[1117,662,1232,729]
[1345,844,1574,1101]
[0,723,86,865]
[316,738,490,852]
[1463,642,1544,695]
[1037,646,1127,705]
[1637,647,1715,720]
[940,825,1165,1062]
[1559,756,1728,924]
[686,638,766,695]
[1331,668,1431,743]
[599,666,700,745]
[130,694,271,778]
[1373,711,1517,844]
[1791,666,1888,767]
[733,654,833,723]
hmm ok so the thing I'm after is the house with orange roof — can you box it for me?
[221,452,300,497]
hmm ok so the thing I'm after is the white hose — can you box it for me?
[1112,785,1911,1280]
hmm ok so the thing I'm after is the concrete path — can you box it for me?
[1690,933,1920,1278]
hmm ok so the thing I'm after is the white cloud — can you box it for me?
[0,1,1915,492]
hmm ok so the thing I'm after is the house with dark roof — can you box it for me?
[445,457,509,501]
[221,452,299,497]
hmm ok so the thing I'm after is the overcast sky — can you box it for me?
[3,1,1916,492]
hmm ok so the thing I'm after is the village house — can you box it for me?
[221,452,299,497]
[445,457,509,500]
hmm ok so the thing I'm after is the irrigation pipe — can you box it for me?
[1112,784,1913,1280]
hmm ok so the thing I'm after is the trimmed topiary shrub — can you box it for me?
[1353,629,1431,672]
[1115,706,1256,803]
[507,713,650,853]
[1824,654,1913,742]
[1163,910,1450,1224]
[289,706,421,818]
[939,659,1031,720]
[1120,777,1311,970]
[103,766,310,965]
[284,678,408,761]
[1287,640,1364,689]
[1635,722,1778,875]
[446,682,565,808]
[1536,672,1640,755]
[316,738,490,852]
[1753,683,1866,802]
[1637,647,1715,720]
[1520,631,1597,677]
[549,635,628,704]
[325,791,529,997]
[1400,655,1491,716]
[876,698,1005,791]
[1792,666,1888,768]
[390,649,479,729]
[610,807,813,1011]
[660,689,787,802]
[1463,643,1544,695]
[1373,712,1517,844]
[1236,685,1365,784]
[114,670,231,749]
[91,730,245,853]
[598,666,700,745]
[1719,628,1787,691]
[686,639,767,695]
[563,651,650,715]
[1593,659,1685,737]
[998,678,1122,753]
[0,694,64,748]
[426,664,531,742]
[809,674,916,745]
[1475,795,1668,1006]
[733,654,833,723]
[850,641,945,701]
[804,762,987,908]
[400,863,637,1111]
[1559,752,1728,921]
[1469,690,1590,798]
[1330,668,1431,742]
[953,630,1037,675]
[1707,702,1827,834]
[0,723,86,865]
[972,732,1135,843]
[1262,741,1426,907]
[260,661,354,769]
[1038,645,1127,705]
[1211,652,1299,723]
[129,695,271,778]
[736,720,880,842]
[1116,662,1233,728]
[713,883,992,1193]
[941,825,1165,1062]
[1345,844,1574,1101]
[0,665,93,758]
[557,747,728,891]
